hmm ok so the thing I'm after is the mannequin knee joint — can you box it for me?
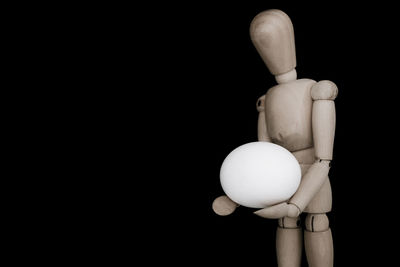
[278,216,300,229]
[305,213,329,232]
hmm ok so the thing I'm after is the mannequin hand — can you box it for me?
[254,202,301,219]
[212,195,239,216]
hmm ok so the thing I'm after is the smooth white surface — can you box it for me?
[220,142,301,209]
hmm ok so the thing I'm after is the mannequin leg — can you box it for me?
[276,216,302,267]
[304,213,333,267]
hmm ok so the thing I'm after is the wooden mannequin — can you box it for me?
[212,9,337,267]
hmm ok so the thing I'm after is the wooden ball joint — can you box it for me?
[212,9,337,267]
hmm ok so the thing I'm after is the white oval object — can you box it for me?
[220,142,301,209]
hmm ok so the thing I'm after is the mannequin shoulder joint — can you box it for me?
[256,94,266,112]
[311,80,338,100]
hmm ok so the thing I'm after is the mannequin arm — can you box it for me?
[255,81,337,219]
[256,95,271,142]
[288,81,338,213]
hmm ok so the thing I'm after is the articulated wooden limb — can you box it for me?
[304,213,333,267]
[276,217,302,267]
[289,160,330,212]
[311,80,337,160]
[289,81,337,212]
[254,202,301,219]
[256,95,271,142]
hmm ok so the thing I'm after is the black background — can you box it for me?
[11,1,400,265]
[134,2,400,266]
[49,1,400,265]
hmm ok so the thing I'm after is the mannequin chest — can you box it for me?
[264,79,316,152]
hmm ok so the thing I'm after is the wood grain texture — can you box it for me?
[253,202,289,219]
[254,202,301,219]
[312,100,336,160]
[278,216,300,228]
[276,227,302,267]
[298,162,333,214]
[254,203,300,219]
[311,80,338,100]
[305,214,329,232]
[289,160,330,212]
[304,229,334,267]
[264,79,316,152]
[292,147,315,165]
[303,178,332,213]
[311,81,337,160]
[250,9,296,75]
[212,195,238,216]
[275,69,297,84]
[248,8,337,267]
